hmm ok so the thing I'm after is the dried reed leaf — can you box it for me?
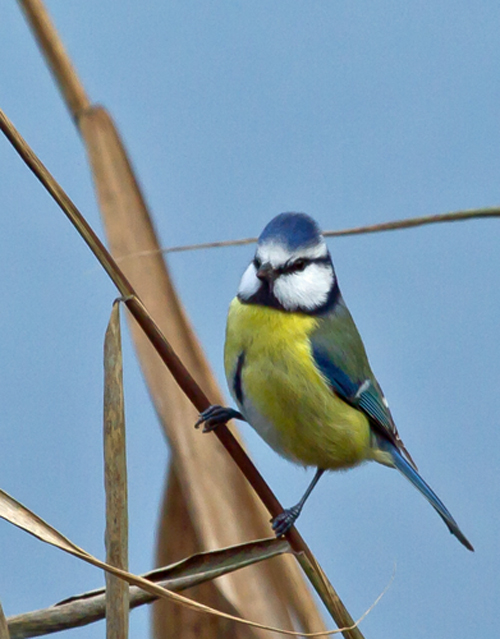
[7,539,290,639]
[61,537,291,607]
[0,603,10,639]
[155,462,254,639]
[78,105,327,638]
[0,489,334,637]
[103,301,129,639]
[0,488,88,556]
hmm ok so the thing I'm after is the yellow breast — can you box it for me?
[224,298,372,469]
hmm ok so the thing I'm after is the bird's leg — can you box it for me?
[194,406,246,433]
[272,468,325,537]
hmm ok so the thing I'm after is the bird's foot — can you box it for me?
[194,405,244,433]
[271,504,302,537]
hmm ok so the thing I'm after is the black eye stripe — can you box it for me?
[310,256,331,265]
[279,256,330,274]
[252,254,330,276]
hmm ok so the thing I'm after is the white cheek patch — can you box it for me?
[274,263,334,311]
[238,263,260,300]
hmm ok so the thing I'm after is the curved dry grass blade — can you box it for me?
[7,539,290,639]
[0,488,89,556]
[0,489,352,637]
[103,301,129,639]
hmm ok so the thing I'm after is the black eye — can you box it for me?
[253,257,261,269]
[293,259,307,272]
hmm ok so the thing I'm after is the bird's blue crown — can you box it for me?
[258,212,323,250]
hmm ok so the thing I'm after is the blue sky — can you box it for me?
[1,2,499,637]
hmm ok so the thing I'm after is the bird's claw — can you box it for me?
[271,505,302,537]
[194,405,243,433]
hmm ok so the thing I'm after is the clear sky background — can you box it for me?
[1,2,499,637]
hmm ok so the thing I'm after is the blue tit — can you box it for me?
[197,212,473,550]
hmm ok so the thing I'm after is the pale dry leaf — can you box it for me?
[16,2,331,633]
[79,105,327,638]
[0,488,89,557]
[0,488,333,637]
[6,538,291,638]
[60,537,291,607]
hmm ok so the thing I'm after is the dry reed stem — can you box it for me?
[103,302,129,639]
[0,47,362,638]
[10,3,365,637]
[0,77,363,637]
[0,99,361,637]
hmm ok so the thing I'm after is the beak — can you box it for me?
[256,263,278,283]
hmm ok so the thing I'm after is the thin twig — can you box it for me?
[116,206,500,260]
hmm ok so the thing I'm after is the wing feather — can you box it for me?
[310,297,416,468]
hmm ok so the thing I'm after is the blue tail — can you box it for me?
[383,441,473,551]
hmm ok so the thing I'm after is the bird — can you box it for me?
[196,212,473,551]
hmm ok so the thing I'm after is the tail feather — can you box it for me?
[384,441,474,551]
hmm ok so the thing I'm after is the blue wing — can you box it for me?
[309,298,415,463]
[310,299,473,550]
[311,344,395,435]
